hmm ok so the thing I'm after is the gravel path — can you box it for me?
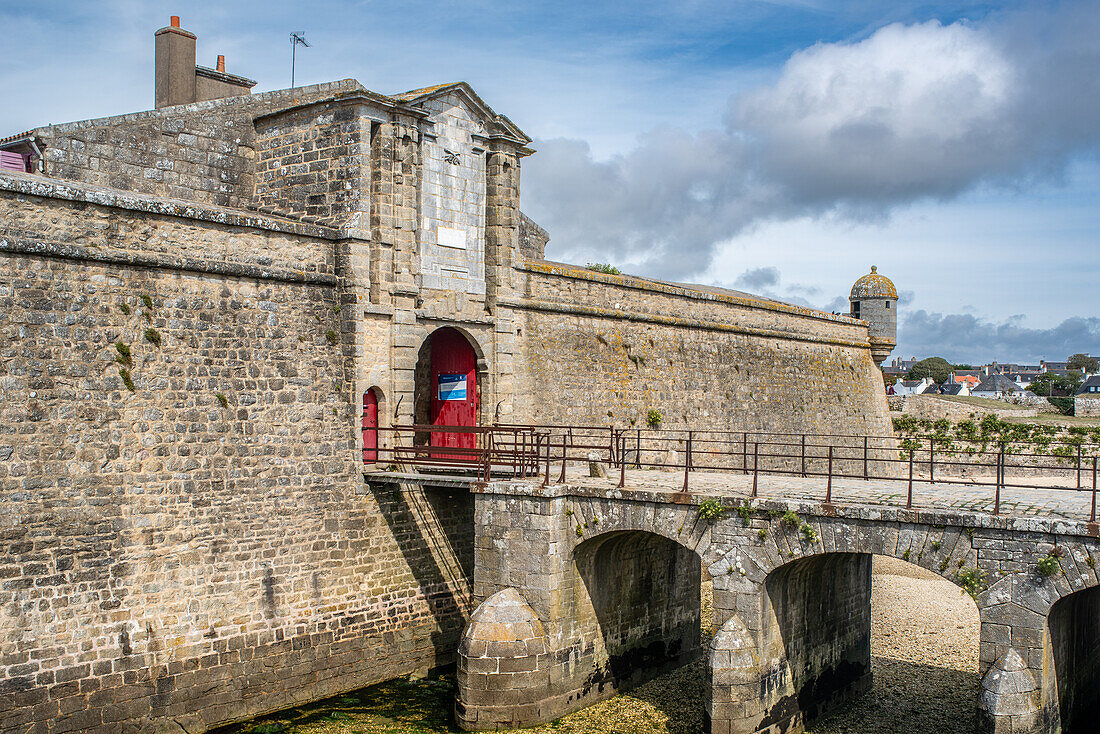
[217,559,981,734]
[806,557,980,734]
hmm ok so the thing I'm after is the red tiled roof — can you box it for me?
[0,129,36,147]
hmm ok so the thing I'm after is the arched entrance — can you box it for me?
[414,327,482,458]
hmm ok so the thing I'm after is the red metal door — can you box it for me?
[429,328,478,458]
[362,390,378,463]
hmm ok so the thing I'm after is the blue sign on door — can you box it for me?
[438,373,468,401]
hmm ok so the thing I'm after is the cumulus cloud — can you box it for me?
[720,266,848,313]
[734,266,780,290]
[523,2,1100,279]
[898,311,1100,364]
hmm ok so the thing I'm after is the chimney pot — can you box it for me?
[171,16,180,27]
[217,54,225,72]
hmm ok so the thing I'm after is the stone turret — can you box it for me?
[850,265,897,367]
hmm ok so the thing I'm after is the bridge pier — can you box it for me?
[456,478,1100,734]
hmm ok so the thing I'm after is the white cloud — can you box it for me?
[525,2,1100,281]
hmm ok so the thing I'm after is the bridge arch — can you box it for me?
[978,556,1100,734]
[465,484,1100,733]
[568,530,704,704]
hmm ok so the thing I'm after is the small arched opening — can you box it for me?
[1046,584,1100,732]
[570,530,705,706]
[413,327,486,457]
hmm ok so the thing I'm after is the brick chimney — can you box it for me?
[154,16,197,108]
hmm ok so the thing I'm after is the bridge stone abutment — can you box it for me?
[457,480,1100,734]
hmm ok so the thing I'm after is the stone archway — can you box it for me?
[570,530,704,705]
[413,326,488,451]
[1045,585,1100,733]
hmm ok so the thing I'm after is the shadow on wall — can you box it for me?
[369,481,477,664]
[573,531,703,698]
[1048,584,1100,733]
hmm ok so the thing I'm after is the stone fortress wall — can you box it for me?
[0,176,473,734]
[2,58,890,734]
[511,261,890,436]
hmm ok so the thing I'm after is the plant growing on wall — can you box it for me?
[646,409,662,428]
[956,566,988,599]
[325,329,338,345]
[735,504,753,525]
[697,498,726,522]
[1037,548,1064,578]
[586,263,621,275]
[799,524,818,542]
[118,368,136,392]
[114,342,132,367]
[143,328,161,346]
[782,510,800,529]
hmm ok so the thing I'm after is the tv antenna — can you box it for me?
[290,32,310,87]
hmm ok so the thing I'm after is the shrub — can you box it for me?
[646,408,662,428]
[1049,396,1075,416]
[697,498,726,522]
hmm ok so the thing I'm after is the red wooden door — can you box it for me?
[429,328,478,458]
[362,390,378,463]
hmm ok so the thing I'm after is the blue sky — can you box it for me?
[1,0,1097,365]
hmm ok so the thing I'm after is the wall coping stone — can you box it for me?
[34,78,365,132]
[0,170,338,239]
[520,259,862,327]
[468,479,1100,539]
[498,294,871,350]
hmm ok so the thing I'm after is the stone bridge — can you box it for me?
[453,473,1100,734]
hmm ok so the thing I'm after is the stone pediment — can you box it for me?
[394,81,531,147]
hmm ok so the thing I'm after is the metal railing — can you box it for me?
[365,424,1100,519]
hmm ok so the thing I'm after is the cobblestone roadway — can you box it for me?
[551,466,1097,521]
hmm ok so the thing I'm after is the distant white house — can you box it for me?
[890,378,936,396]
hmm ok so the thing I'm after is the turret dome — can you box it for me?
[850,266,897,300]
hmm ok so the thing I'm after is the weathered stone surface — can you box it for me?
[3,63,901,734]
[978,649,1040,733]
[456,588,551,730]
[463,480,1100,734]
